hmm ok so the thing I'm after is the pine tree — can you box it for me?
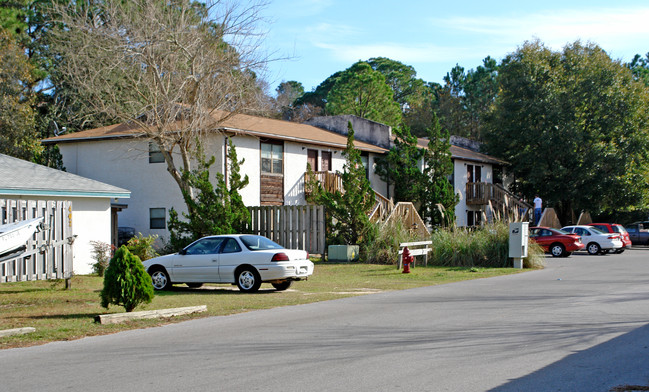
[168,138,250,250]
[100,246,154,312]
[422,114,458,226]
[309,122,375,245]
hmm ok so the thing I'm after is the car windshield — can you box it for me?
[239,235,284,251]
[589,227,605,235]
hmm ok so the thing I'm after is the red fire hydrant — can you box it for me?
[402,246,413,274]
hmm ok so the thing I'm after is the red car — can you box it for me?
[587,223,632,253]
[529,226,585,257]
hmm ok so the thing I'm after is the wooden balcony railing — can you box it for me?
[465,182,533,221]
[304,171,393,221]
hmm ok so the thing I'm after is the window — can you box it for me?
[321,151,332,171]
[149,208,166,229]
[261,142,283,174]
[221,238,242,253]
[185,238,224,255]
[149,142,165,163]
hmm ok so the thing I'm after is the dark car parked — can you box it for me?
[624,222,649,246]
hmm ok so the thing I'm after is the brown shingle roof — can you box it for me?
[42,111,388,154]
[415,137,507,165]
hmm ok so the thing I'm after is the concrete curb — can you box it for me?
[0,327,36,338]
[95,305,208,325]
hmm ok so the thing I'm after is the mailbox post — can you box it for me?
[509,222,529,269]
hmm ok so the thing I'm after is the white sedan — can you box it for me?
[561,225,624,255]
[142,235,314,292]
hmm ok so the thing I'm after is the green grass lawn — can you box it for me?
[0,263,522,349]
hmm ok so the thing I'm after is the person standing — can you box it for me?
[533,195,543,225]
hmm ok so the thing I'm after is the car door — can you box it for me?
[172,237,224,283]
[216,237,244,283]
[626,225,640,244]
[531,229,552,251]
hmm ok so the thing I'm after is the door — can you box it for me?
[216,237,244,283]
[171,237,224,282]
[321,151,332,171]
[307,149,318,171]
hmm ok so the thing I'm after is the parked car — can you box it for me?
[529,226,584,257]
[624,222,649,246]
[561,225,624,255]
[142,234,314,292]
[587,223,632,253]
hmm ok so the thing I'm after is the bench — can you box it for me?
[397,241,433,269]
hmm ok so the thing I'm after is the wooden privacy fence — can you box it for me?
[247,205,326,254]
[1,199,75,283]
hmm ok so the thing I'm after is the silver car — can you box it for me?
[142,235,314,292]
[561,225,624,255]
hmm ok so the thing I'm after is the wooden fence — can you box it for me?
[1,199,75,283]
[247,205,326,254]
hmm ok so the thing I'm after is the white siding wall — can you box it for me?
[453,159,493,227]
[58,135,391,244]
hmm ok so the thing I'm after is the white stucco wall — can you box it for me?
[57,134,391,244]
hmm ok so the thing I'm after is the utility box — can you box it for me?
[509,222,529,268]
[328,245,359,262]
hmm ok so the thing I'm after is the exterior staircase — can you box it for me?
[305,170,429,238]
[465,182,532,222]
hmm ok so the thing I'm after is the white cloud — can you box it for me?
[313,42,474,64]
[434,7,649,55]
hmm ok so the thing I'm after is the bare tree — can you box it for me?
[49,0,271,208]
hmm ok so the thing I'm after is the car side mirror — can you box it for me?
[179,249,187,255]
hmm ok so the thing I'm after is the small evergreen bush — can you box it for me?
[100,246,154,312]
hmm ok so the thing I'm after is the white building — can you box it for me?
[43,112,511,242]
[0,154,130,275]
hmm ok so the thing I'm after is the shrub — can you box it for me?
[126,233,159,261]
[89,241,115,277]
[363,220,422,264]
[100,246,154,312]
[428,222,545,268]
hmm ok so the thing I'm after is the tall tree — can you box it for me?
[168,138,250,250]
[49,0,271,213]
[485,40,649,221]
[375,125,424,204]
[421,114,458,226]
[273,80,304,119]
[326,61,401,127]
[308,123,375,245]
[0,28,40,160]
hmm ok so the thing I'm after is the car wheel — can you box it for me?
[563,251,572,257]
[550,243,565,258]
[587,242,601,255]
[236,267,261,293]
[272,280,292,291]
[186,283,203,288]
[150,268,171,290]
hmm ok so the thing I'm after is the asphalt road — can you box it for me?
[2,249,649,392]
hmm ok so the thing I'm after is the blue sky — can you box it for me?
[258,0,649,94]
